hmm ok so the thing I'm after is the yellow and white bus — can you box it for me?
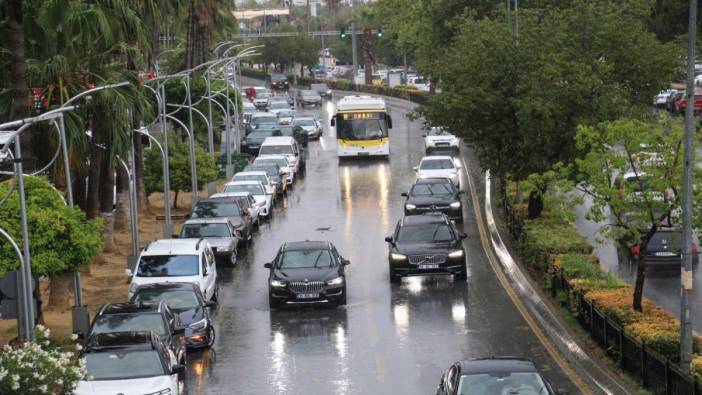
[331,95,393,158]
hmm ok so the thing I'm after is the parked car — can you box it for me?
[297,89,322,107]
[211,191,262,222]
[75,331,185,395]
[232,170,276,196]
[253,87,271,109]
[653,89,677,108]
[190,198,254,244]
[89,301,186,366]
[179,218,240,265]
[130,283,216,349]
[269,73,289,91]
[667,91,686,114]
[223,181,274,219]
[292,116,322,139]
[423,127,460,152]
[242,129,278,155]
[269,100,292,114]
[265,241,350,308]
[402,178,463,221]
[259,136,304,174]
[244,163,287,195]
[676,94,702,113]
[254,155,295,185]
[258,125,309,147]
[436,357,562,395]
[127,239,219,301]
[310,83,332,98]
[248,112,279,134]
[385,213,467,283]
[414,155,462,191]
[618,227,699,267]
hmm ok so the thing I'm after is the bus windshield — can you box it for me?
[336,112,389,140]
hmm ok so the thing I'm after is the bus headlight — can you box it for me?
[405,204,416,210]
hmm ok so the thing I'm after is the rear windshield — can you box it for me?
[224,184,265,195]
[191,201,242,217]
[294,118,316,126]
[180,223,230,238]
[133,289,201,310]
[137,255,199,277]
[85,350,165,380]
[256,158,289,167]
[260,145,293,155]
[420,159,455,170]
[411,183,455,196]
[233,174,266,184]
[92,313,166,336]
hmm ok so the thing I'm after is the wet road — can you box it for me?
[184,93,578,394]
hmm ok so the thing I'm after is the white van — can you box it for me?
[258,136,301,175]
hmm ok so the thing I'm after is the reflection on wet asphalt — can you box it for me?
[185,95,577,394]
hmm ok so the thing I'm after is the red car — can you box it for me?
[244,87,256,102]
[675,95,702,113]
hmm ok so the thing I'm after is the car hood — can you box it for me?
[225,215,246,228]
[132,276,201,291]
[426,135,456,142]
[274,267,338,282]
[406,195,458,206]
[75,375,173,395]
[204,237,235,249]
[393,242,457,255]
[173,306,205,326]
[246,137,268,144]
[299,125,316,131]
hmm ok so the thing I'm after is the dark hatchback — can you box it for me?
[403,178,463,221]
[385,213,467,283]
[131,283,216,349]
[242,129,277,155]
[436,357,563,395]
[89,301,186,365]
[619,228,699,267]
[190,198,254,244]
[265,241,350,308]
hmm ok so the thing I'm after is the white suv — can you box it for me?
[254,155,295,184]
[423,127,459,152]
[414,155,463,191]
[223,181,273,219]
[127,239,218,301]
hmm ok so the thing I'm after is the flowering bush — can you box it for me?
[0,325,86,394]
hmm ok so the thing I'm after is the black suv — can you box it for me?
[385,213,467,283]
[190,198,254,245]
[130,283,216,349]
[265,241,350,308]
[402,178,463,221]
[89,301,186,365]
[80,332,185,389]
[436,357,563,395]
[618,227,699,267]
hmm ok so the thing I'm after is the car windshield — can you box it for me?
[420,159,455,170]
[457,372,549,395]
[133,289,201,310]
[429,128,451,136]
[137,255,199,277]
[246,167,278,179]
[248,130,276,139]
[271,74,286,81]
[411,183,454,196]
[92,313,166,336]
[294,118,316,126]
[278,249,333,268]
[397,224,454,243]
[255,158,289,167]
[260,145,293,155]
[224,184,265,195]
[192,201,242,217]
[278,110,295,117]
[270,102,289,110]
[336,112,389,140]
[233,174,266,184]
[85,351,164,380]
[180,223,230,238]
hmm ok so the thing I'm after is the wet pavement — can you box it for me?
[184,94,579,394]
[573,193,702,333]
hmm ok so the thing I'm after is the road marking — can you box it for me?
[460,154,594,395]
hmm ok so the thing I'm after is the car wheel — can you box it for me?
[178,378,187,395]
[207,327,216,348]
[229,251,237,266]
[455,264,468,281]
[211,286,219,302]
[337,286,347,306]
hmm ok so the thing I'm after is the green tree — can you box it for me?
[552,116,701,311]
[144,137,218,209]
[0,176,103,308]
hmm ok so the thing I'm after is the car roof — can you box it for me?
[142,238,204,255]
[133,282,200,292]
[99,301,164,315]
[457,358,539,375]
[283,240,330,251]
[183,217,232,225]
[211,191,253,198]
[262,136,296,145]
[226,180,264,187]
[86,331,159,352]
[234,171,267,177]
[255,155,289,161]
[401,212,449,226]
[415,178,454,185]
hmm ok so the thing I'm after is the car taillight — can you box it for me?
[630,245,640,257]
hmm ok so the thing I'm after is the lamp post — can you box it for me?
[165,114,198,203]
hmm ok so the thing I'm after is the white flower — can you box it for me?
[11,374,19,383]
[70,334,78,341]
[75,344,82,351]
[39,384,48,393]
[10,381,19,390]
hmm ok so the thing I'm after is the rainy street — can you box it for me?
[183,93,578,394]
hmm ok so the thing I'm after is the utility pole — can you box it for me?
[680,0,697,372]
[351,0,358,83]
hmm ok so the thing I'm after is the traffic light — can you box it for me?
[340,29,347,39]
[377,28,383,38]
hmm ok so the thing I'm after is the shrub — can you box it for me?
[0,325,86,394]
[693,356,702,381]
[519,219,592,272]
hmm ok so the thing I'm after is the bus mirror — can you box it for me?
[387,115,393,129]
[330,116,336,127]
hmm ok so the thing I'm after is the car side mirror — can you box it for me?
[342,259,351,266]
[124,268,133,277]
[400,192,408,197]
[384,236,393,243]
[205,300,216,308]
[330,116,336,127]
[172,363,186,375]
[173,327,186,336]
[263,262,272,269]
[459,233,467,240]
[387,115,393,129]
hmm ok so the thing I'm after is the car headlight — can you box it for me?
[145,389,171,395]
[450,201,461,208]
[188,318,208,330]
[327,277,344,286]
[391,253,407,261]
[448,250,464,259]
[218,245,233,252]
[270,279,287,288]
[405,204,416,210]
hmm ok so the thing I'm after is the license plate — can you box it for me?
[296,293,319,299]
[419,264,439,270]
[358,152,370,156]
[654,252,676,257]
[436,143,450,147]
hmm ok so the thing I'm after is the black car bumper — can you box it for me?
[269,285,345,305]
[389,258,466,277]
[405,207,462,220]
[242,145,260,155]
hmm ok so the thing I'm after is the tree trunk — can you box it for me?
[86,150,103,219]
[114,166,130,231]
[99,158,115,251]
[186,3,209,69]
[633,249,646,312]
[173,190,179,210]
[527,191,543,219]
[5,0,31,163]
[47,274,73,311]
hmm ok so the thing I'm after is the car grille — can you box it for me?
[289,281,326,293]
[416,205,450,211]
[408,254,447,265]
